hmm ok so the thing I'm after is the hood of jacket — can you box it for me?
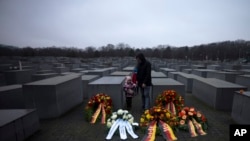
[136,53,146,64]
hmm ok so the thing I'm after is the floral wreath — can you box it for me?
[139,106,179,140]
[155,90,184,116]
[105,109,138,140]
[178,106,208,137]
[84,93,113,124]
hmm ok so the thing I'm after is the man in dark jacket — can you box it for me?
[136,53,152,110]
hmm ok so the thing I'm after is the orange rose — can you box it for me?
[182,115,187,120]
[188,111,193,116]
[180,120,185,125]
[189,107,195,112]
[196,112,202,118]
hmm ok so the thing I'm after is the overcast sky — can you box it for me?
[0,0,249,49]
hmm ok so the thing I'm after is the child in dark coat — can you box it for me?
[123,76,137,110]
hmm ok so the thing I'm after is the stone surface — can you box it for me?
[152,78,185,105]
[86,68,113,76]
[0,73,6,86]
[35,69,54,74]
[235,75,250,90]
[122,66,134,72]
[53,67,69,74]
[206,71,242,83]
[32,73,58,81]
[0,64,12,73]
[109,71,131,76]
[71,68,85,73]
[207,64,222,70]
[0,109,40,141]
[88,76,125,110]
[182,69,192,74]
[192,69,216,78]
[4,69,32,85]
[81,75,101,99]
[159,68,176,77]
[191,65,206,69]
[175,65,190,72]
[0,84,25,109]
[23,73,83,119]
[176,73,205,93]
[168,72,186,80]
[231,91,250,124]
[151,71,167,78]
[192,78,247,111]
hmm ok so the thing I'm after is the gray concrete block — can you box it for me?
[175,65,190,72]
[80,64,90,69]
[23,74,83,119]
[207,65,222,70]
[0,64,12,73]
[65,63,80,70]
[192,69,216,78]
[109,71,131,76]
[176,73,204,93]
[32,73,59,81]
[223,64,241,70]
[182,69,192,74]
[4,70,32,85]
[81,75,101,99]
[235,75,250,90]
[239,69,250,75]
[151,71,167,78]
[152,78,185,105]
[0,73,6,86]
[191,65,206,69]
[86,68,112,76]
[0,109,40,141]
[36,69,54,74]
[88,76,125,110]
[192,78,247,111]
[168,72,186,80]
[207,71,242,83]
[122,67,134,72]
[38,63,53,70]
[231,91,250,124]
[71,68,85,73]
[53,67,70,74]
[159,68,176,77]
[0,85,25,109]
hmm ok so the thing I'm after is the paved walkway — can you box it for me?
[26,92,234,141]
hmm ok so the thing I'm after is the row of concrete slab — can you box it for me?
[1,60,250,141]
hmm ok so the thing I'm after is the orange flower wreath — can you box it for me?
[84,93,113,124]
[155,90,184,116]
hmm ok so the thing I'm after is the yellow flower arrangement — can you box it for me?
[155,90,184,116]
[84,93,113,124]
[140,106,179,140]
[178,106,208,137]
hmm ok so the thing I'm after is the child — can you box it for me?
[123,76,137,110]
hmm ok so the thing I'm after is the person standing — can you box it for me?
[135,53,152,110]
[123,76,137,110]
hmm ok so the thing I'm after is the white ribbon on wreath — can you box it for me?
[105,109,139,140]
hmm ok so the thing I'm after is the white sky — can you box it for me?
[0,0,249,48]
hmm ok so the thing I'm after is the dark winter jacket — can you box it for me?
[136,53,152,87]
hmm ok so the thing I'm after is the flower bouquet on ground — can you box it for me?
[140,106,179,141]
[84,93,113,124]
[155,90,184,116]
[178,106,208,137]
[105,109,139,140]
